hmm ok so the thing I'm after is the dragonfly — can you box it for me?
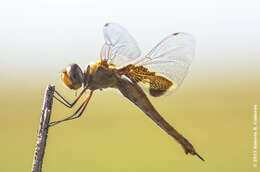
[49,23,204,161]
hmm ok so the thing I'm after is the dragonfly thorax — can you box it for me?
[85,62,119,90]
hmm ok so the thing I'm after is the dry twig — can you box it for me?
[31,85,55,172]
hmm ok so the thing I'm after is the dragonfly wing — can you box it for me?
[137,32,195,92]
[102,23,141,67]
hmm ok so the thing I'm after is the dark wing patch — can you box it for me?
[149,89,168,97]
[119,65,174,97]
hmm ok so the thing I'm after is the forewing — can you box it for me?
[136,32,195,92]
[101,23,141,67]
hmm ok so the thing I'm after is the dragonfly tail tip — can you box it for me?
[195,152,205,161]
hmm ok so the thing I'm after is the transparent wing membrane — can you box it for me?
[102,23,141,67]
[136,32,195,91]
[101,24,195,95]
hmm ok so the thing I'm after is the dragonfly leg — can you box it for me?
[54,88,87,108]
[49,90,93,127]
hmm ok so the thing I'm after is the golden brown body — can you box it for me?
[52,23,204,161]
[87,62,173,95]
[86,62,119,90]
[84,61,203,160]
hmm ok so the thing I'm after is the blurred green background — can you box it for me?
[0,0,259,171]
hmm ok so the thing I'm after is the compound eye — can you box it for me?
[61,64,84,90]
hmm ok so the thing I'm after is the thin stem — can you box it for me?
[31,85,55,172]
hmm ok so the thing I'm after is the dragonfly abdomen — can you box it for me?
[117,76,203,160]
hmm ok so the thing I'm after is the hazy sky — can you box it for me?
[0,0,259,81]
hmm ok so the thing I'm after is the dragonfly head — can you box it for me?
[61,63,85,90]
